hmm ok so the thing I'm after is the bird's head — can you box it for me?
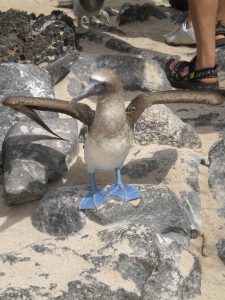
[73,69,122,102]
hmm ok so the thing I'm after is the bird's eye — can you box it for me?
[101,82,107,88]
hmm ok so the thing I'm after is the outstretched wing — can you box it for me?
[126,90,225,128]
[3,96,95,139]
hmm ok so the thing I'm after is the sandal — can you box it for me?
[216,20,225,48]
[165,56,219,90]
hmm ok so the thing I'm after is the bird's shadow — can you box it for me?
[53,147,178,188]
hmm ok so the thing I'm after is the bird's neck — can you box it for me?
[93,93,126,134]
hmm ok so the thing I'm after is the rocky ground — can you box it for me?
[0,1,225,299]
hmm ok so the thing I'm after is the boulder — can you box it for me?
[134,105,201,148]
[3,118,79,205]
[0,62,56,156]
[67,52,171,98]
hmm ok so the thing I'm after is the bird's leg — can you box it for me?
[79,172,108,210]
[106,169,141,201]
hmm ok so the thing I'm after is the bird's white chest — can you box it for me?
[84,133,133,172]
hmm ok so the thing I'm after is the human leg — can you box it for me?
[166,0,219,89]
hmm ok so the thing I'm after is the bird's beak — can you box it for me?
[72,79,107,102]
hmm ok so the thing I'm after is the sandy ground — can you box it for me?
[0,1,225,299]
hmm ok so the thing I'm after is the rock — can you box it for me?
[208,139,225,217]
[216,239,225,264]
[0,223,201,299]
[85,185,191,245]
[134,105,201,148]
[67,53,171,97]
[0,63,56,167]
[118,3,166,26]
[32,186,86,236]
[3,118,79,205]
[0,9,79,64]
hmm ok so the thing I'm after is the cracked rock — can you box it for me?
[67,52,171,97]
[134,105,201,148]
[3,118,79,205]
[0,63,56,156]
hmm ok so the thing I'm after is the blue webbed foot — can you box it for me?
[79,189,108,210]
[106,184,141,201]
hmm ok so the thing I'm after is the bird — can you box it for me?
[73,0,109,26]
[3,69,225,210]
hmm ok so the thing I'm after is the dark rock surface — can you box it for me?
[67,52,171,97]
[32,186,86,236]
[0,9,79,64]
[0,63,56,163]
[208,139,225,217]
[216,239,225,264]
[118,3,166,26]
[134,105,201,148]
[3,118,79,205]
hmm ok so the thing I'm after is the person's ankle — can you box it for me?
[195,59,216,70]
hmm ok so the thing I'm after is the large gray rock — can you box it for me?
[0,63,57,158]
[208,139,225,217]
[32,184,191,244]
[0,224,201,300]
[134,105,201,148]
[85,185,191,243]
[3,118,79,205]
[67,52,171,97]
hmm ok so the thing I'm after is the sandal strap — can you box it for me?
[189,66,218,80]
[167,55,218,84]
[216,20,225,36]
[187,56,217,80]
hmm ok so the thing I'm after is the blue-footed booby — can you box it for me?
[73,0,109,26]
[3,69,225,210]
